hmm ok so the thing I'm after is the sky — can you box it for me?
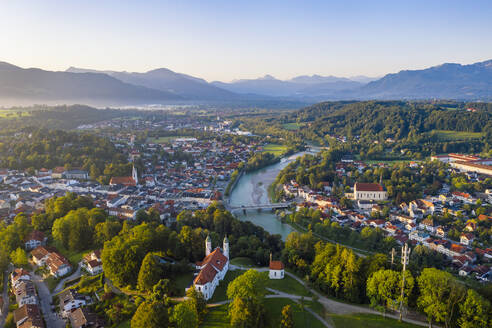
[0,0,491,82]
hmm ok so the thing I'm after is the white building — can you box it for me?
[268,255,284,280]
[192,236,229,300]
[353,183,387,201]
[59,289,87,317]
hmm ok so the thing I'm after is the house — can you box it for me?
[32,246,72,277]
[192,236,229,300]
[460,233,475,246]
[83,250,103,275]
[435,226,448,238]
[64,170,89,180]
[269,255,284,280]
[51,167,65,179]
[11,268,31,288]
[419,218,436,234]
[459,266,473,276]
[59,289,87,316]
[69,307,105,328]
[46,251,72,277]
[24,231,47,250]
[31,246,51,266]
[353,183,387,201]
[14,280,38,306]
[14,304,44,328]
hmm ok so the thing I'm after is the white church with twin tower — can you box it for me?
[192,235,230,300]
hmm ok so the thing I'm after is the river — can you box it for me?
[228,148,320,240]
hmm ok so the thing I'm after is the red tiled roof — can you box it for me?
[269,261,284,270]
[109,176,136,186]
[25,230,45,243]
[194,248,228,285]
[194,263,218,285]
[31,246,51,261]
[355,182,383,192]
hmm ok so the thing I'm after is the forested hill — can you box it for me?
[295,101,492,141]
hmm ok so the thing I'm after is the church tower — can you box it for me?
[132,165,138,185]
[205,235,212,256]
[223,235,229,259]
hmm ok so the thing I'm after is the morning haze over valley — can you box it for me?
[0,2,491,328]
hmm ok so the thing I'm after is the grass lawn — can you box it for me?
[330,313,421,328]
[201,304,229,328]
[363,159,413,165]
[262,272,311,297]
[262,143,288,156]
[428,130,484,141]
[208,270,245,303]
[0,109,31,118]
[229,257,257,267]
[264,298,325,328]
[282,122,306,130]
[174,271,195,296]
[146,135,191,144]
[201,298,325,328]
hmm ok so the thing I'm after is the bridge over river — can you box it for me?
[227,203,291,212]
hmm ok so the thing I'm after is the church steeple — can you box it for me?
[132,165,138,185]
[223,235,229,259]
[205,235,212,256]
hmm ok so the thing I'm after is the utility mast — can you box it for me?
[390,248,396,268]
[399,243,411,321]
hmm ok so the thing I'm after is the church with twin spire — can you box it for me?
[191,235,230,300]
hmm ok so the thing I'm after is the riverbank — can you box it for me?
[227,149,319,240]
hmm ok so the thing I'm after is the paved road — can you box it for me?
[0,266,12,328]
[32,273,65,328]
[52,263,82,295]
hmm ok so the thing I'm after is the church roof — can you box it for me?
[269,260,284,270]
[194,248,228,285]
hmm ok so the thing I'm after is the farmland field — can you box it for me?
[428,130,484,141]
[262,143,288,156]
[282,122,306,130]
[146,136,192,144]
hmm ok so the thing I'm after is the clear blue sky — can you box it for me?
[0,0,490,81]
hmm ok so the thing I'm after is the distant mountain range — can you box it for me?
[356,60,492,100]
[0,59,490,106]
[66,67,238,101]
[0,62,182,106]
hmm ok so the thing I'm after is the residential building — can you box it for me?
[59,289,88,316]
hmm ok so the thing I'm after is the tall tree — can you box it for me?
[417,268,465,328]
[279,305,294,328]
[131,301,169,328]
[227,270,268,328]
[137,253,163,292]
[459,289,491,328]
[366,269,414,316]
[171,301,199,328]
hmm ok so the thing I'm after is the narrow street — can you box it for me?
[31,273,65,328]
